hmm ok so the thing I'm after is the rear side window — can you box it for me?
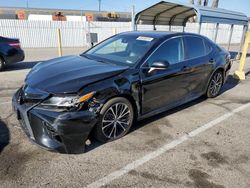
[215,44,223,53]
[204,40,213,54]
[184,36,206,59]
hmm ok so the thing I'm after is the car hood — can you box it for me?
[26,55,129,94]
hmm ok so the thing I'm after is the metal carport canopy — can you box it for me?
[134,1,248,27]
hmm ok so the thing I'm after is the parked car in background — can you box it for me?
[0,36,25,71]
[12,31,231,154]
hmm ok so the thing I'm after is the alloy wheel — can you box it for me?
[101,103,131,139]
[209,72,223,97]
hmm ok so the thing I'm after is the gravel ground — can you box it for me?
[0,54,250,188]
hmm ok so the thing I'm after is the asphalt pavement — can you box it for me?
[0,57,250,188]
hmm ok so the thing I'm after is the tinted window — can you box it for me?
[215,44,223,53]
[93,38,128,54]
[204,40,213,54]
[85,35,155,66]
[147,37,184,66]
[185,36,205,59]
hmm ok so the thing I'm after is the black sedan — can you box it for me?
[0,36,25,71]
[12,32,231,154]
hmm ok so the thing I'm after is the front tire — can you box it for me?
[207,71,224,98]
[93,97,134,143]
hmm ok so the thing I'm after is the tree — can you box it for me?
[212,0,219,8]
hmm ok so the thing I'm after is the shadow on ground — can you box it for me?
[0,119,10,154]
[220,75,239,94]
[85,75,240,153]
[4,61,40,72]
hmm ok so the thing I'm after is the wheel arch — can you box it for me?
[0,54,6,64]
[106,94,139,121]
[205,67,225,95]
[90,94,138,142]
[216,67,225,82]
[207,67,225,87]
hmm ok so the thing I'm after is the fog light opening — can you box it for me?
[54,135,62,143]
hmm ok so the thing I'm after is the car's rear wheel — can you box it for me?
[207,70,223,98]
[0,57,4,71]
[93,97,134,143]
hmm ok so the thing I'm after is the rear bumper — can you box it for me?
[12,89,97,154]
[5,48,25,64]
[224,60,233,83]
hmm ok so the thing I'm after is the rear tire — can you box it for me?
[206,70,224,98]
[93,97,134,143]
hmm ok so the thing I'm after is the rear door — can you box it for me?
[183,36,214,96]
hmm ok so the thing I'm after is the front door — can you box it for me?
[140,37,189,114]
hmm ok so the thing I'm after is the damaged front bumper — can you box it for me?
[12,88,97,154]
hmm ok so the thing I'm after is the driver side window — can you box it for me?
[147,37,184,66]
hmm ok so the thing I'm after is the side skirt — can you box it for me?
[137,94,204,121]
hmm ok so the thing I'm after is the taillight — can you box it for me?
[8,42,21,48]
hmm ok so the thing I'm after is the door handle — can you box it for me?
[182,66,191,72]
[209,59,215,64]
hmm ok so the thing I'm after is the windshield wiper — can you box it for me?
[80,53,92,60]
[96,59,110,64]
[81,54,116,65]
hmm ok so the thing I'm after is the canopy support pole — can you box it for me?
[131,5,136,31]
[134,24,137,31]
[198,23,202,34]
[237,25,249,59]
[134,14,141,31]
[227,24,234,50]
[153,25,156,31]
[213,23,219,42]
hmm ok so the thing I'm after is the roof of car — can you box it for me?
[119,31,205,39]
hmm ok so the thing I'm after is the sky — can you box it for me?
[0,0,249,16]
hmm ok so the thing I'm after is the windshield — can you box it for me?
[84,34,156,66]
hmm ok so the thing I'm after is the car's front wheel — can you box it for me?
[93,97,134,143]
[207,70,224,98]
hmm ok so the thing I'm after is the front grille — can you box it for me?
[29,114,62,144]
[18,112,31,137]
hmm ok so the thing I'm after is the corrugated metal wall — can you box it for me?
[0,20,245,48]
[138,23,245,44]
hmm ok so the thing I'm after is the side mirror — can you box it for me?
[150,61,170,69]
[147,61,170,73]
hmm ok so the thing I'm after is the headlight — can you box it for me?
[40,92,95,108]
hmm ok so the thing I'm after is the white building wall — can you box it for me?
[0,19,246,48]
[66,16,86,22]
[28,14,52,21]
